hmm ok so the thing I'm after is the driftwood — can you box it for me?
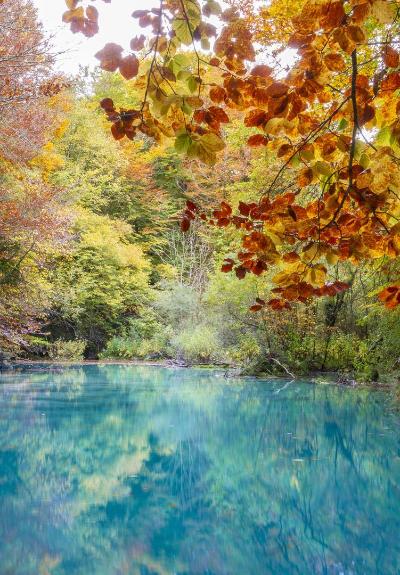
[268,356,295,380]
[165,358,189,368]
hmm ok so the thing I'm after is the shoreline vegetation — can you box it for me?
[1,357,397,388]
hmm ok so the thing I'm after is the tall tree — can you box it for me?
[0,0,69,351]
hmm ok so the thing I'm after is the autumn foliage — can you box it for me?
[0,1,70,349]
[63,0,400,310]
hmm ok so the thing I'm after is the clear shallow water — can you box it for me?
[0,365,400,575]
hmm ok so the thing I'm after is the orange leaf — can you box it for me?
[249,304,263,312]
[283,251,300,263]
[297,167,313,187]
[244,109,268,127]
[323,52,346,71]
[383,46,400,68]
[208,106,229,123]
[277,143,292,157]
[378,284,400,309]
[250,64,272,78]
[266,82,289,98]
[321,1,345,29]
[209,86,226,103]
[381,72,400,91]
[247,134,268,147]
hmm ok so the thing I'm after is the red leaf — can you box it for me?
[186,200,197,212]
[86,5,98,22]
[235,266,247,279]
[181,217,191,232]
[95,43,123,72]
[100,98,114,112]
[130,35,146,51]
[111,121,125,140]
[250,304,264,312]
[119,55,139,80]
[132,10,149,18]
[221,258,234,273]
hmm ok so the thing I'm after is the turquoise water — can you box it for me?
[0,365,400,575]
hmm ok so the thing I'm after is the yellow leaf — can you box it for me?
[371,0,396,24]
[301,243,319,262]
[314,161,331,176]
[326,251,339,265]
[306,265,327,287]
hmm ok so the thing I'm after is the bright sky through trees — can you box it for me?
[33,0,143,72]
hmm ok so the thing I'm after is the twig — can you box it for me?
[321,49,359,230]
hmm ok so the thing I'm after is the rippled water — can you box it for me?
[0,364,400,575]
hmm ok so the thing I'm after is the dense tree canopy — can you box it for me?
[63,0,400,312]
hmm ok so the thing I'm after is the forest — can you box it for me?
[1,0,400,382]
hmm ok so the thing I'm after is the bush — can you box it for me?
[171,325,220,364]
[100,331,170,360]
[99,336,136,359]
[228,335,261,365]
[25,336,52,357]
[49,339,86,361]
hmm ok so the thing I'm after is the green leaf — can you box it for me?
[359,152,370,169]
[172,0,201,45]
[376,126,391,145]
[187,75,199,93]
[172,18,193,45]
[175,132,192,153]
[184,0,201,23]
[314,161,331,176]
[201,38,210,51]
[181,100,192,115]
[173,53,191,68]
[177,70,191,81]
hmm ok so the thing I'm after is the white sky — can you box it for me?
[33,0,144,74]
[32,1,295,77]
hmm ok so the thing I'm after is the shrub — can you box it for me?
[49,339,86,361]
[100,330,170,360]
[171,325,220,364]
[99,336,136,359]
[228,335,261,365]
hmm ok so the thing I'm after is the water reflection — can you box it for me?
[0,365,400,574]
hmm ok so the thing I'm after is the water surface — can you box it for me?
[0,364,400,575]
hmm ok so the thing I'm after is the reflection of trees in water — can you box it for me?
[0,367,400,574]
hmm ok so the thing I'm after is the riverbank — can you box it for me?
[1,358,398,388]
